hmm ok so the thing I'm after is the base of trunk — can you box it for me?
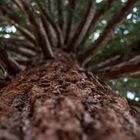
[0,49,139,140]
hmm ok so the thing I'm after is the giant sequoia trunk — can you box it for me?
[0,49,139,140]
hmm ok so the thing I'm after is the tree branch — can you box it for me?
[14,56,31,66]
[98,55,140,80]
[0,48,21,76]
[78,0,139,65]
[14,23,36,44]
[36,0,64,48]
[0,3,36,45]
[64,0,77,45]
[56,0,65,32]
[2,44,35,58]
[81,0,116,45]
[0,37,38,52]
[18,0,54,59]
[67,0,96,52]
[0,77,8,88]
[47,0,53,16]
[36,0,54,48]
[90,40,140,71]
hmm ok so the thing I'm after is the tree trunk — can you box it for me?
[0,49,139,140]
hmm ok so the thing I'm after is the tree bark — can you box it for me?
[0,49,139,140]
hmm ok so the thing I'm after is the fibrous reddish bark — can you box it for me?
[0,49,139,140]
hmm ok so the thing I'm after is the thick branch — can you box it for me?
[78,0,139,65]
[14,23,36,44]
[81,0,116,45]
[36,1,54,48]
[0,4,36,45]
[90,40,140,71]
[14,57,31,66]
[3,45,35,58]
[0,3,24,27]
[0,78,8,88]
[0,37,38,52]
[98,55,140,80]
[56,0,65,32]
[19,0,54,59]
[36,0,64,48]
[0,48,21,76]
[67,0,96,52]
[64,0,76,45]
[47,0,53,16]
[128,99,140,108]
[0,38,37,57]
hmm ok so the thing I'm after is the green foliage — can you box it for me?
[108,79,140,102]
